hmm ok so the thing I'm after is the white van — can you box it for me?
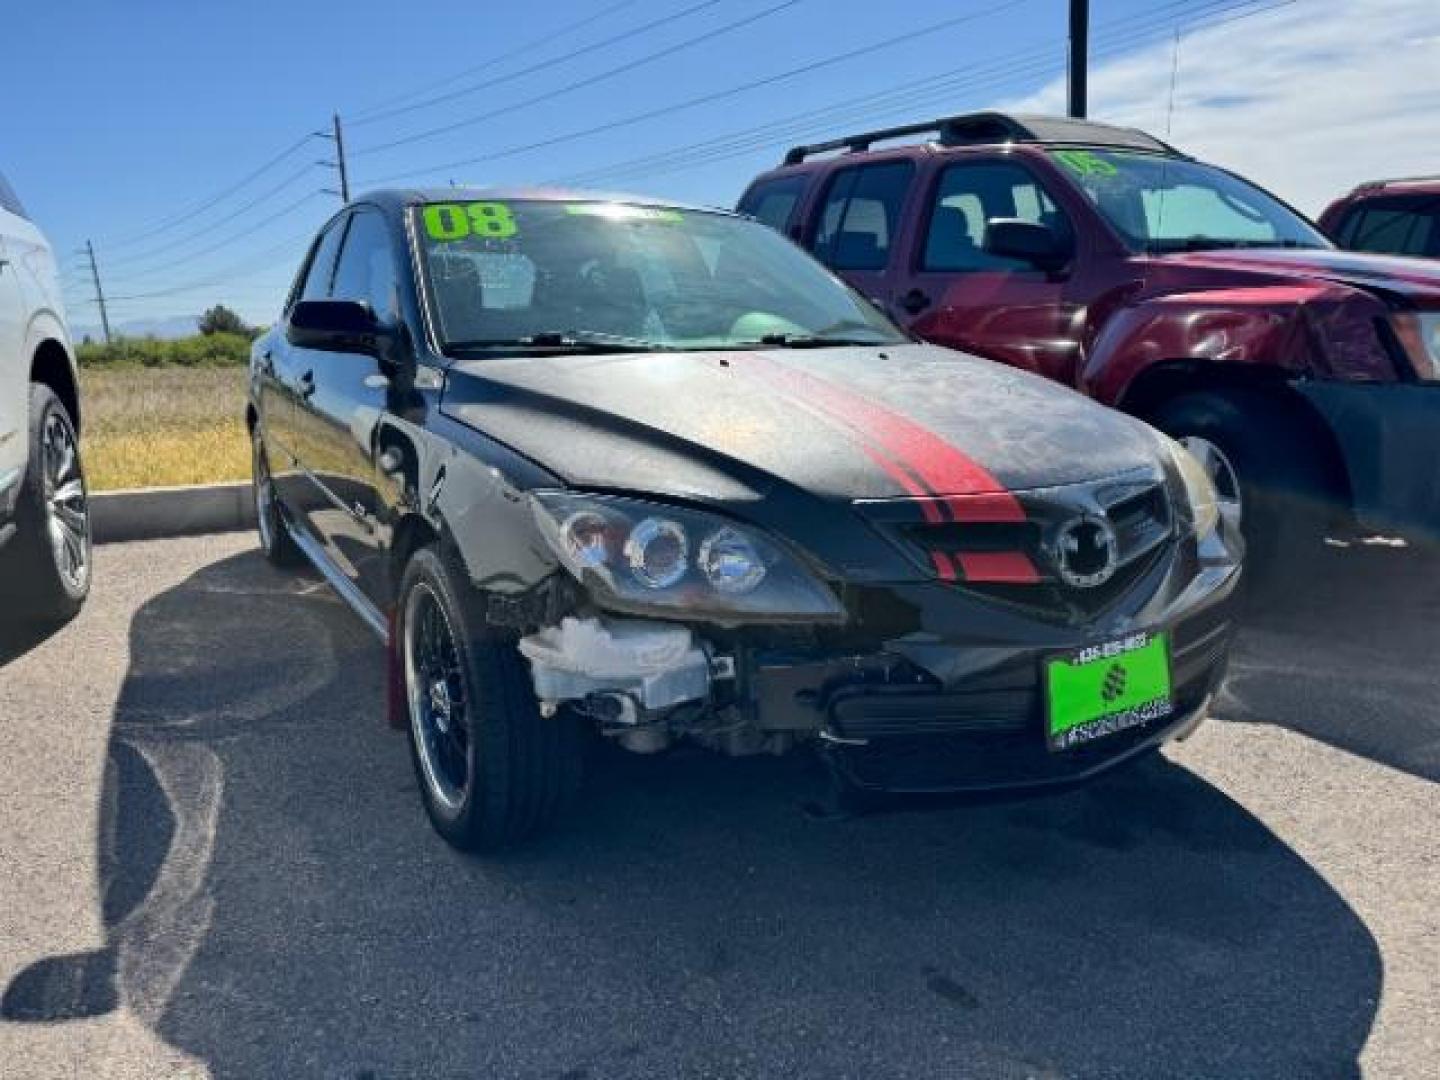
[1,170,90,624]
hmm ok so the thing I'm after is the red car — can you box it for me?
[1320,176,1440,260]
[738,113,1440,583]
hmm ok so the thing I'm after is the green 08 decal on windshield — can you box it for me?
[1054,149,1119,177]
[422,202,518,242]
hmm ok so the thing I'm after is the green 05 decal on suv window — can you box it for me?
[1054,149,1119,178]
[422,202,518,241]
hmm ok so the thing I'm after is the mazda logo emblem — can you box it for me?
[1052,514,1120,588]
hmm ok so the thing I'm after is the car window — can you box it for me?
[414,200,905,350]
[1340,197,1439,257]
[0,171,27,219]
[923,161,1071,272]
[737,175,810,234]
[330,209,401,322]
[812,161,914,271]
[296,216,349,303]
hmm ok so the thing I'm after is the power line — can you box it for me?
[347,0,640,123]
[102,163,321,270]
[104,228,317,302]
[555,0,1286,189]
[349,0,715,129]
[98,132,319,250]
[101,191,324,285]
[366,0,1033,185]
[351,0,803,159]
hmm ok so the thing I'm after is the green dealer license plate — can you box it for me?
[1045,632,1173,751]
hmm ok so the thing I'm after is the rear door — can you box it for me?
[736,173,811,241]
[886,157,1092,385]
[297,206,401,604]
[0,175,31,496]
[803,159,916,312]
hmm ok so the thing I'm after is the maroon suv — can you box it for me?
[1320,176,1440,260]
[738,113,1440,580]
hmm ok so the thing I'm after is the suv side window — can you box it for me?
[0,171,27,219]
[812,161,914,271]
[738,175,810,234]
[295,216,350,305]
[1338,197,1438,257]
[923,161,1071,272]
[331,209,401,322]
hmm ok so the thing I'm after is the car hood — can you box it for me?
[1156,246,1440,302]
[439,343,1161,509]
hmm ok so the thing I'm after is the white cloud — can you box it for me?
[1003,0,1440,215]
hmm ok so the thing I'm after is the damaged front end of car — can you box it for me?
[512,443,1242,794]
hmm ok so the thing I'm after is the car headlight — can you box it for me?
[1159,436,1221,538]
[531,491,844,622]
[1393,311,1440,381]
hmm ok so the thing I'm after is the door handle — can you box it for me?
[900,288,932,315]
[298,370,316,400]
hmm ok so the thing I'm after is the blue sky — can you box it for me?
[4,0,1432,334]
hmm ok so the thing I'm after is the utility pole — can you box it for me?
[320,112,352,203]
[83,239,113,345]
[1068,0,1089,118]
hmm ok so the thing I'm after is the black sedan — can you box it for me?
[248,188,1241,850]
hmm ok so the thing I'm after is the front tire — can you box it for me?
[398,546,583,851]
[7,384,91,625]
[1150,388,1337,592]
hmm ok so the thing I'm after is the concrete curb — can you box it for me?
[92,481,255,544]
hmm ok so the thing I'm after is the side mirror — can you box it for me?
[983,218,1071,273]
[286,299,396,359]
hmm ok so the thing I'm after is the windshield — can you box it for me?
[1049,149,1330,253]
[412,199,906,352]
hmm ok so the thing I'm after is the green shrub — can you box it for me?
[77,332,252,369]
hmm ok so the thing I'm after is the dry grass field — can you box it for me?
[81,366,249,491]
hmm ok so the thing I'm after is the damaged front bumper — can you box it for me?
[519,531,1241,794]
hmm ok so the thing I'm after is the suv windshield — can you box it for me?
[413,199,906,352]
[1049,149,1329,253]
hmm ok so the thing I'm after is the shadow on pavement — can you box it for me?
[0,615,69,668]
[4,549,1384,1078]
[1216,542,1440,783]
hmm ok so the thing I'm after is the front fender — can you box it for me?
[1081,282,1398,406]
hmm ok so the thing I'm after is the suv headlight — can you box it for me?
[531,491,844,622]
[1158,436,1221,537]
[1393,312,1440,381]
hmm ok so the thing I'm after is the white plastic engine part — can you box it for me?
[518,616,710,712]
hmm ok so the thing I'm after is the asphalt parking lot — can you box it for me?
[1,534,1436,1080]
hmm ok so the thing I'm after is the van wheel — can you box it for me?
[1150,388,1335,593]
[7,384,92,624]
[398,546,583,851]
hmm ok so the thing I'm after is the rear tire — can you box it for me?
[398,545,583,851]
[1149,388,1337,594]
[6,384,91,625]
[251,426,302,568]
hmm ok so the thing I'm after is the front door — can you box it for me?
[297,207,402,606]
[887,158,1091,386]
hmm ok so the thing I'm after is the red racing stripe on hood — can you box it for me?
[725,352,1024,520]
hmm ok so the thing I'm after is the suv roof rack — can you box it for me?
[782,111,1182,165]
[1356,175,1440,191]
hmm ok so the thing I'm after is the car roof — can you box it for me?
[353,186,735,218]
